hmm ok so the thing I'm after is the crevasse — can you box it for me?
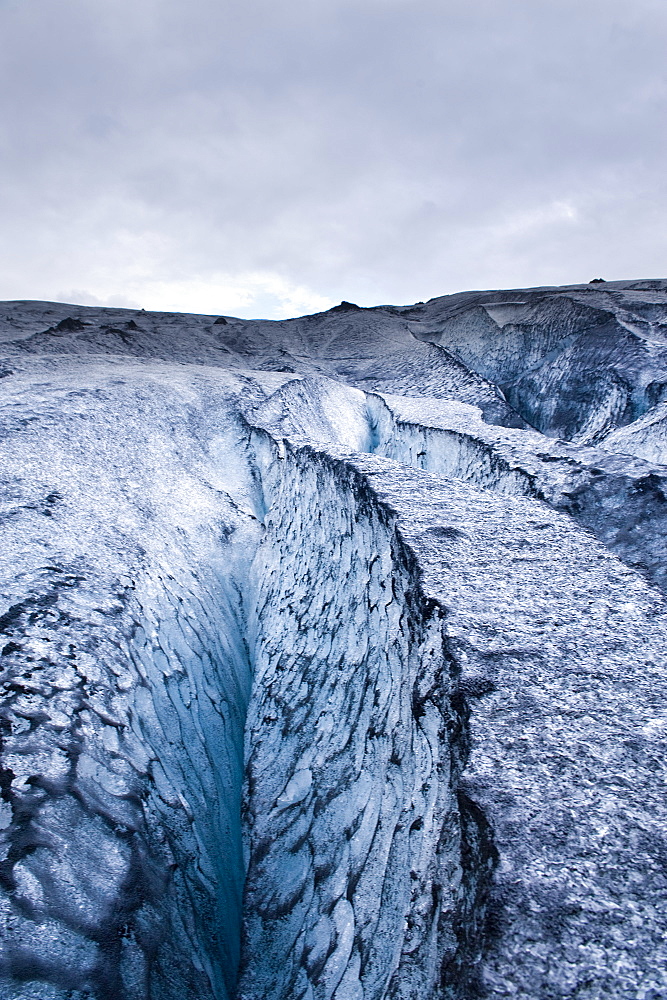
[2,287,667,999]
[0,405,496,1000]
[363,390,667,592]
[238,427,496,1000]
[0,516,258,1000]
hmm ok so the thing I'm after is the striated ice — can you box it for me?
[322,899,356,999]
[0,282,666,998]
[276,769,313,809]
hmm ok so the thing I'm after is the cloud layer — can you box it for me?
[1,0,666,317]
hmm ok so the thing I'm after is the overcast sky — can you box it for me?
[1,0,666,318]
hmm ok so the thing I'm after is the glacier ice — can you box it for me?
[0,280,665,999]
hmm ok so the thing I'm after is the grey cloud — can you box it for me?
[0,0,666,314]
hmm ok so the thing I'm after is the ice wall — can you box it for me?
[366,394,536,497]
[0,366,263,1000]
[0,527,256,1000]
[238,431,494,1000]
[365,392,667,593]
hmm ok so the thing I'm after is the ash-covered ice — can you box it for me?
[0,280,666,999]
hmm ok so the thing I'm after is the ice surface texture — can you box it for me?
[0,279,665,999]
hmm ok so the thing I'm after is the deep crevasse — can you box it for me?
[0,509,258,1000]
[238,429,493,1000]
[0,370,264,1000]
[0,369,496,1000]
[2,355,666,1000]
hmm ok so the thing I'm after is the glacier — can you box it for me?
[0,279,665,999]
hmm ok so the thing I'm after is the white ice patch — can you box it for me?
[276,769,313,809]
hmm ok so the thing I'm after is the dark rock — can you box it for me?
[55,317,85,331]
[331,300,362,311]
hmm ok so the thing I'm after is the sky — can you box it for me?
[1,0,666,319]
